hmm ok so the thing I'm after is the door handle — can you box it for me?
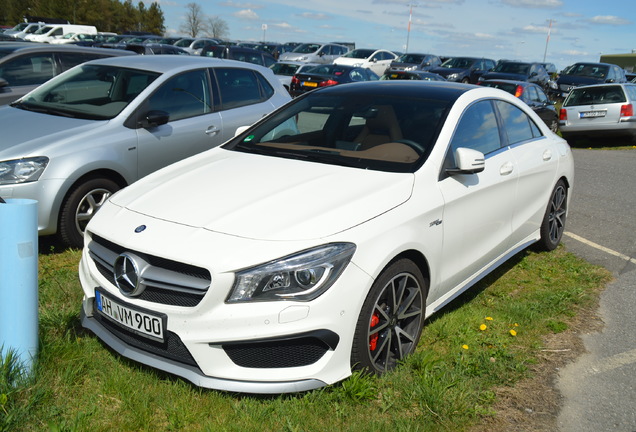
[543,149,553,161]
[205,126,220,136]
[500,162,514,176]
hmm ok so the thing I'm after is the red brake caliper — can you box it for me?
[369,312,380,351]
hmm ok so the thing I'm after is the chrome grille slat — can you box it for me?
[88,234,211,307]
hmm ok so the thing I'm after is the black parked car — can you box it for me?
[386,53,442,73]
[200,45,277,68]
[428,57,496,84]
[556,62,627,99]
[478,79,558,132]
[289,64,379,97]
[380,70,446,81]
[478,61,551,90]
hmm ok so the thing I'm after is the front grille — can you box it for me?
[223,337,331,368]
[89,234,211,307]
[93,302,198,367]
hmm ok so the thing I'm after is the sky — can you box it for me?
[154,0,635,71]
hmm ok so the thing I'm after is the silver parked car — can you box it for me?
[0,55,291,247]
[0,42,136,105]
[278,42,349,64]
[559,83,636,144]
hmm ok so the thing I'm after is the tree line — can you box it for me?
[0,0,166,36]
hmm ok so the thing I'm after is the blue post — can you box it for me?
[0,198,39,376]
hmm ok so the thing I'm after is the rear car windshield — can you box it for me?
[564,85,626,107]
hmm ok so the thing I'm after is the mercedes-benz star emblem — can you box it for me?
[113,253,146,297]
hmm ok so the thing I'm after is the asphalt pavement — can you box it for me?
[557,148,636,431]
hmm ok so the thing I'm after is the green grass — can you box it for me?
[1,245,610,432]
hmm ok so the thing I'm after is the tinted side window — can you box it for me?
[0,53,55,86]
[495,100,539,144]
[58,52,110,72]
[451,100,501,155]
[147,69,211,122]
[215,68,267,110]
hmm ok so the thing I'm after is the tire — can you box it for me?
[351,259,427,374]
[58,177,121,248]
[461,77,470,84]
[535,179,567,251]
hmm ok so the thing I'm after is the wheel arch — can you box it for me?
[380,249,431,289]
[55,169,128,230]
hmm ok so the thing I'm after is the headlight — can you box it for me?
[405,66,416,71]
[227,243,356,302]
[0,157,49,185]
[447,73,459,80]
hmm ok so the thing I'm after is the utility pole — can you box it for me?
[405,2,418,53]
[543,19,554,63]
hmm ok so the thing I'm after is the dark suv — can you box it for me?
[386,53,442,73]
[478,61,551,90]
[556,62,627,99]
[200,45,277,68]
[0,42,135,105]
[428,57,496,84]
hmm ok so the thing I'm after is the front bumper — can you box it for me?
[81,307,327,394]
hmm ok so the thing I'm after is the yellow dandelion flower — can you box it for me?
[514,323,519,327]
[462,344,469,350]
[479,324,487,331]
[509,329,517,336]
[485,316,493,321]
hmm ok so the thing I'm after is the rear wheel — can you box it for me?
[351,259,427,374]
[535,179,567,251]
[58,177,120,248]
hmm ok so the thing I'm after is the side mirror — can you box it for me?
[234,125,250,137]
[0,78,8,89]
[446,147,485,175]
[138,110,169,128]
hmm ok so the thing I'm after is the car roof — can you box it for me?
[311,80,474,102]
[83,54,269,74]
[480,79,537,86]
[0,41,134,56]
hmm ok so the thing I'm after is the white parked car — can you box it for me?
[333,48,398,76]
[79,81,573,394]
[278,43,349,64]
[0,55,291,247]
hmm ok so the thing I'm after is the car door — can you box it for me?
[134,68,223,178]
[495,99,559,247]
[435,99,517,298]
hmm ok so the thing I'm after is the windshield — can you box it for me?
[396,54,425,64]
[440,58,475,69]
[564,85,626,107]
[292,44,321,54]
[493,62,530,74]
[34,25,54,35]
[342,49,375,59]
[225,91,451,173]
[270,62,301,76]
[14,64,160,120]
[563,63,609,78]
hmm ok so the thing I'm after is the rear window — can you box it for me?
[564,85,626,107]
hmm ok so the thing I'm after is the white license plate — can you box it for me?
[580,110,606,118]
[95,289,165,342]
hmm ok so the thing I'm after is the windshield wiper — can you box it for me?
[10,101,77,118]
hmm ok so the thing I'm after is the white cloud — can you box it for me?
[219,1,264,9]
[234,9,260,20]
[585,15,631,25]
[501,0,563,8]
[297,12,331,20]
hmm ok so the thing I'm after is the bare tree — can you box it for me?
[205,16,229,40]
[179,2,206,37]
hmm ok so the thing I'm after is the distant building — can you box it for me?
[600,51,636,73]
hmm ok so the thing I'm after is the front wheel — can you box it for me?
[535,179,567,251]
[351,259,427,374]
[58,177,121,248]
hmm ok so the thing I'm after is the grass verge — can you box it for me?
[1,245,610,432]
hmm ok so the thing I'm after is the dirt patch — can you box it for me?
[471,307,605,432]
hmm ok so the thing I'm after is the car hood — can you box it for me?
[109,149,415,241]
[429,67,465,76]
[482,72,528,81]
[557,75,605,86]
[0,106,101,157]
